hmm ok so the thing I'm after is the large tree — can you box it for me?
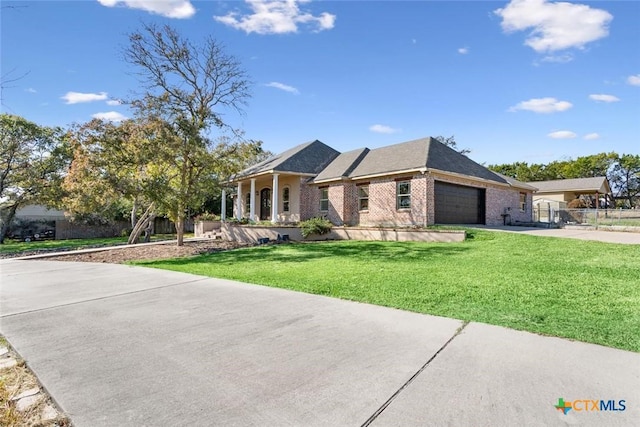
[610,154,640,208]
[124,23,252,245]
[62,118,162,243]
[0,114,67,243]
[63,117,266,244]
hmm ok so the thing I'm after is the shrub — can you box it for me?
[227,217,250,225]
[194,212,221,221]
[299,217,332,238]
[567,198,588,209]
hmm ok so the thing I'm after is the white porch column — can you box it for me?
[271,174,279,223]
[250,178,256,221]
[236,182,242,220]
[221,189,226,221]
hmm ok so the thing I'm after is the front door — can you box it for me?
[260,188,271,220]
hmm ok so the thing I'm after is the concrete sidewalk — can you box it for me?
[470,225,640,244]
[1,260,638,426]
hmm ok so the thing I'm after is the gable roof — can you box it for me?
[233,140,340,181]
[492,172,538,191]
[233,137,533,191]
[423,138,510,184]
[320,137,516,186]
[527,177,611,194]
[313,148,370,182]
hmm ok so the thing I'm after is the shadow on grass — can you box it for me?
[137,240,472,267]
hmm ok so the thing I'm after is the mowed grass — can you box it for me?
[0,236,127,254]
[133,230,640,352]
[0,233,190,255]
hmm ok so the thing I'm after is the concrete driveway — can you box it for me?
[1,260,638,426]
[469,225,640,244]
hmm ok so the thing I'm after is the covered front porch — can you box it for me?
[223,172,307,223]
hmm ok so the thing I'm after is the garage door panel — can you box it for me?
[434,182,485,224]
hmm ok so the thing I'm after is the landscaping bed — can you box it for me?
[31,240,248,264]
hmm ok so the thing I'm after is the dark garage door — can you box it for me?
[434,181,485,224]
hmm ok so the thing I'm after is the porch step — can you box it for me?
[203,231,222,239]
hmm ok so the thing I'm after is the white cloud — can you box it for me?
[106,99,122,106]
[458,47,469,54]
[97,0,195,19]
[509,97,573,113]
[62,91,108,104]
[214,0,336,34]
[584,133,600,140]
[589,94,620,103]
[494,0,612,53]
[540,53,574,63]
[92,111,127,122]
[265,82,299,94]
[369,124,400,134]
[628,74,640,86]
[25,87,37,93]
[547,130,577,139]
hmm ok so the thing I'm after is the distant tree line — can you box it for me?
[488,152,640,208]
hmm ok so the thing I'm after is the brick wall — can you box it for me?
[303,172,532,227]
[299,178,318,221]
[356,174,428,227]
[429,172,533,225]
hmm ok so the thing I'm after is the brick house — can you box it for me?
[228,137,534,226]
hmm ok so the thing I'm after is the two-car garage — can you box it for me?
[434,181,486,224]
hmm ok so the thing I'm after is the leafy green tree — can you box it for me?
[0,114,67,243]
[62,118,162,242]
[610,154,640,207]
[124,23,253,245]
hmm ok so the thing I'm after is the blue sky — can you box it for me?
[1,0,639,165]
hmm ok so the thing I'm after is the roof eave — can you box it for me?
[428,168,522,189]
[229,170,318,184]
[348,167,427,181]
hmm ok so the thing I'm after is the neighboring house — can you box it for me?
[14,204,66,221]
[229,137,534,227]
[526,177,613,208]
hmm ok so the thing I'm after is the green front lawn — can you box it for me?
[0,236,128,254]
[0,233,189,255]
[133,230,640,352]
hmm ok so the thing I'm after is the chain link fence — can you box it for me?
[533,204,640,227]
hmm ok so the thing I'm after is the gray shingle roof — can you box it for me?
[348,138,431,178]
[234,137,534,191]
[347,137,510,185]
[492,172,538,191]
[424,138,509,184]
[314,148,370,182]
[526,177,610,193]
[233,140,340,180]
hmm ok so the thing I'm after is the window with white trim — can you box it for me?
[396,181,411,209]
[519,192,526,211]
[245,192,251,215]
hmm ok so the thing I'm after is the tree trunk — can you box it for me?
[130,198,137,229]
[175,215,184,246]
[128,203,154,244]
[0,201,21,244]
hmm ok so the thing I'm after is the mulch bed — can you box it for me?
[27,240,250,264]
